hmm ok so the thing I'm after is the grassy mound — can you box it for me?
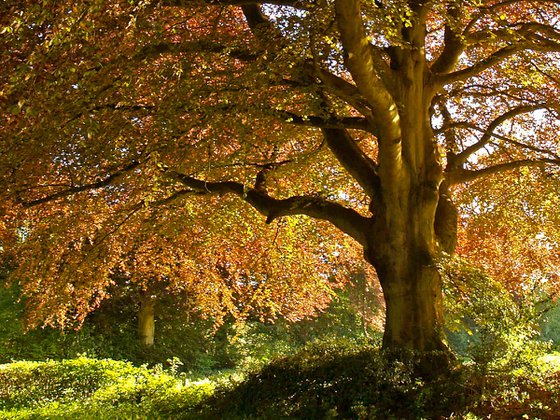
[192,340,474,419]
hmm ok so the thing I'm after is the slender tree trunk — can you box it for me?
[138,294,156,347]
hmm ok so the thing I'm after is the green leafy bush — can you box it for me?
[442,256,549,367]
[0,357,216,418]
[441,256,560,417]
[540,299,560,347]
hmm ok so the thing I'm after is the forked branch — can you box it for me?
[449,104,547,167]
[166,170,371,246]
[333,0,400,142]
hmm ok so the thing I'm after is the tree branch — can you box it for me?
[134,41,257,62]
[322,128,380,198]
[19,161,141,208]
[449,104,547,168]
[464,0,560,35]
[241,4,285,44]
[466,22,560,47]
[431,2,464,75]
[166,170,371,246]
[315,67,374,118]
[438,120,560,161]
[436,44,522,86]
[162,0,309,8]
[448,158,560,185]
[333,0,400,142]
[439,22,560,87]
[274,110,373,132]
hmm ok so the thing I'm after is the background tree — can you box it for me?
[1,0,559,361]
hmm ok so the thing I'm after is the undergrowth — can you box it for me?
[1,343,560,419]
[0,357,218,419]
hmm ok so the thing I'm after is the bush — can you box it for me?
[0,357,217,418]
[540,299,560,347]
[441,256,560,418]
[442,256,549,367]
[2,349,560,418]
[192,339,474,419]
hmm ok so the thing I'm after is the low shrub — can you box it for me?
[2,348,560,418]
[191,339,475,419]
[468,354,560,418]
[0,357,217,418]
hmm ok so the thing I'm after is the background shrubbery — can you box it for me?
[0,281,380,372]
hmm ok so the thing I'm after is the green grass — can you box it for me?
[539,352,560,371]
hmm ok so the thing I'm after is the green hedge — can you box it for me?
[0,357,216,418]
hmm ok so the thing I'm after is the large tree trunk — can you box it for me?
[367,201,449,354]
[375,252,446,352]
[367,192,455,376]
[138,294,156,347]
[365,38,457,360]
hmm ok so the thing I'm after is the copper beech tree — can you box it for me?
[1,0,560,357]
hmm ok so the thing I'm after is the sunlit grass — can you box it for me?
[539,352,560,371]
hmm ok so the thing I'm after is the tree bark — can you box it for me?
[367,197,449,351]
[138,294,156,347]
[363,30,456,362]
[366,191,456,376]
[374,252,446,352]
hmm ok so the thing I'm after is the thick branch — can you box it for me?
[431,3,464,75]
[166,170,371,246]
[315,67,375,118]
[333,0,400,142]
[275,110,373,132]
[434,182,458,254]
[162,0,308,8]
[242,4,284,44]
[322,128,380,198]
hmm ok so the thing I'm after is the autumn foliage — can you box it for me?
[0,0,558,354]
